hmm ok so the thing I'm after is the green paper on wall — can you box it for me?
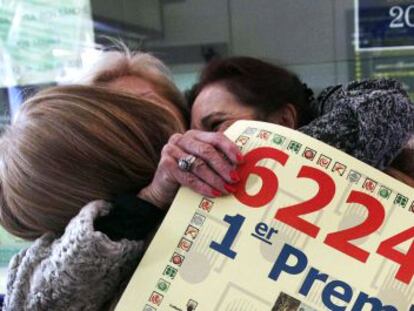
[0,0,94,87]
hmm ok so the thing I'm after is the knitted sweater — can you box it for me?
[4,201,145,311]
[300,79,413,169]
[4,79,414,311]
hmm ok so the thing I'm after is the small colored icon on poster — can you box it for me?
[187,299,198,311]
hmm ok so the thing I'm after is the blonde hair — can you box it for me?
[0,85,184,240]
[78,49,188,123]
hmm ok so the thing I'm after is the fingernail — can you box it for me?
[229,170,240,182]
[224,184,237,193]
[236,153,244,163]
[212,189,222,197]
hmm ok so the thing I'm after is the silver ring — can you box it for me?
[178,155,196,172]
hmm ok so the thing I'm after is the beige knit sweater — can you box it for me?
[4,200,145,311]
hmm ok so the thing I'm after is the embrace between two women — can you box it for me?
[1,51,413,310]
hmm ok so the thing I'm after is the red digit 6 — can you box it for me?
[235,147,289,207]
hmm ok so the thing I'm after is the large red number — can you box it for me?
[235,147,289,207]
[234,145,413,284]
[274,166,336,238]
[377,226,414,284]
[324,191,385,263]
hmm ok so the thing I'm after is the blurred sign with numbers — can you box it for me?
[355,0,414,51]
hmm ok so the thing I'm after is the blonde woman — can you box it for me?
[0,49,242,309]
[0,84,239,311]
[0,86,181,310]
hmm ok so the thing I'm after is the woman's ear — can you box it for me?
[266,103,298,129]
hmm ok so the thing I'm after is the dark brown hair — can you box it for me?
[187,57,315,127]
[389,147,414,181]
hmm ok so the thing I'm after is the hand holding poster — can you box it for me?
[116,121,414,311]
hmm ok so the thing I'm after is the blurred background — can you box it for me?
[0,0,413,290]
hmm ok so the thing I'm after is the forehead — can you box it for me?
[192,84,241,114]
[191,83,256,129]
[107,75,154,97]
[108,75,186,128]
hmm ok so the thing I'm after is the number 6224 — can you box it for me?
[212,147,414,284]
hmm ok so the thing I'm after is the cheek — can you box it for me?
[190,114,200,130]
[191,121,201,130]
[217,124,231,132]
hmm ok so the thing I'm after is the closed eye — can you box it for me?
[209,120,224,131]
[200,113,227,131]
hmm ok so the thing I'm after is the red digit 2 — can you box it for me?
[274,166,336,238]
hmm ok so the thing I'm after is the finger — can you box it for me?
[191,157,237,194]
[165,143,232,194]
[168,133,183,145]
[189,130,243,164]
[176,137,236,184]
[162,154,223,198]
[179,169,223,198]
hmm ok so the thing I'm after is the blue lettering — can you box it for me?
[268,243,307,281]
[322,280,353,311]
[255,222,268,237]
[299,267,328,296]
[352,292,397,311]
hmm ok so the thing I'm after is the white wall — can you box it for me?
[231,0,336,64]
[151,0,230,46]
[158,0,357,90]
[92,0,162,31]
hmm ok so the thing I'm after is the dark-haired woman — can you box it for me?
[142,57,413,203]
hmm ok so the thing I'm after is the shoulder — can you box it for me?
[5,200,145,311]
[319,78,406,98]
[315,78,409,115]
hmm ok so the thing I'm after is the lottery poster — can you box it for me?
[116,120,414,311]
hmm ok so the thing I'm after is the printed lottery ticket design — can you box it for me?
[116,121,414,311]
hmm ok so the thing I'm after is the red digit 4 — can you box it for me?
[324,191,385,263]
[377,226,414,284]
[235,147,289,207]
[274,166,336,238]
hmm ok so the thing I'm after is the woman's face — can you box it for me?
[191,83,257,132]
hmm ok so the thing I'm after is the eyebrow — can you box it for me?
[200,112,227,129]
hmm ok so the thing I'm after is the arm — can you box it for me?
[94,193,166,241]
[136,130,243,209]
[5,201,144,311]
[94,131,243,241]
[299,79,414,170]
[385,167,414,187]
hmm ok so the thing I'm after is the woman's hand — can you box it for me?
[138,130,243,209]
